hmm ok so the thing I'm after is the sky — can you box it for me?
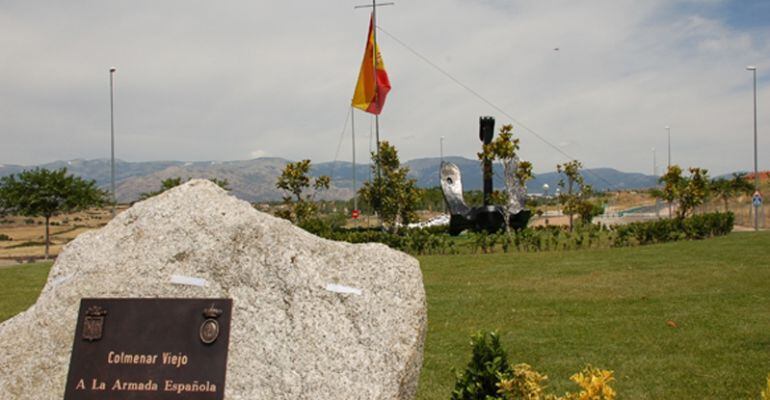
[1,0,769,176]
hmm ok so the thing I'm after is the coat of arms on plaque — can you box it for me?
[82,306,107,341]
[200,305,223,344]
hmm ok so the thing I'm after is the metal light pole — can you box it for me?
[665,126,671,168]
[109,67,117,217]
[653,147,660,218]
[747,65,759,231]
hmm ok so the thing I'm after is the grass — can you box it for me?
[1,234,769,398]
[0,262,52,321]
[416,232,770,399]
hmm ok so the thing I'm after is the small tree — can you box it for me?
[709,178,731,212]
[678,167,710,218]
[657,165,683,217]
[477,124,534,233]
[275,160,330,224]
[556,160,597,231]
[0,168,106,259]
[359,141,420,233]
[710,173,754,212]
[450,331,511,400]
[655,165,710,219]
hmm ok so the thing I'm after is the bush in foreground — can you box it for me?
[451,331,616,400]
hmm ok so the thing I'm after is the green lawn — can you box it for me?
[417,232,770,399]
[0,262,52,321]
[2,234,769,398]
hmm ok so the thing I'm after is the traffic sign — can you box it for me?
[351,209,361,219]
[753,191,763,208]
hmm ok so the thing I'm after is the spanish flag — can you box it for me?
[352,14,391,115]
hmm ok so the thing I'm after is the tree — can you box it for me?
[275,160,330,224]
[477,124,534,233]
[140,177,230,200]
[710,173,754,212]
[678,167,710,218]
[0,168,106,259]
[656,165,683,217]
[359,141,420,233]
[655,165,710,219]
[556,160,598,230]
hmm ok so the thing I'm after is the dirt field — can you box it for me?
[0,206,129,263]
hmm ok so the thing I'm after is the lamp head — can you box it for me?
[109,67,117,73]
[746,66,757,71]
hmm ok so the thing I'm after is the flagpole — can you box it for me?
[351,106,358,214]
[354,0,393,181]
[372,0,381,180]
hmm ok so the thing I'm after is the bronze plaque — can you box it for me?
[64,298,232,400]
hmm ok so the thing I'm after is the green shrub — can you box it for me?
[451,331,510,400]
[298,218,334,237]
[0,233,11,241]
[422,224,449,235]
[611,212,733,247]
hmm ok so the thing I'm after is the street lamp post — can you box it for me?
[109,67,117,217]
[665,126,671,168]
[653,147,660,218]
[747,65,759,231]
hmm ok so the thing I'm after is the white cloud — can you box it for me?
[249,149,269,159]
[0,0,768,176]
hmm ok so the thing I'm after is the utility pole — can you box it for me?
[666,125,671,168]
[653,147,660,218]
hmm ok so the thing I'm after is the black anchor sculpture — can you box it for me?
[440,116,532,235]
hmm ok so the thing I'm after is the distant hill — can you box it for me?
[404,158,659,193]
[0,157,659,203]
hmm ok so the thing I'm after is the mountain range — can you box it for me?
[0,157,660,203]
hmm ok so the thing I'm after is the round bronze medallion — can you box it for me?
[200,319,220,344]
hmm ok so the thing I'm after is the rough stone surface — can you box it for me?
[0,180,427,399]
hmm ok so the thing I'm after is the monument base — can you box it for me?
[448,207,531,235]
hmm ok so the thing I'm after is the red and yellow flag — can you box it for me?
[352,14,391,115]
